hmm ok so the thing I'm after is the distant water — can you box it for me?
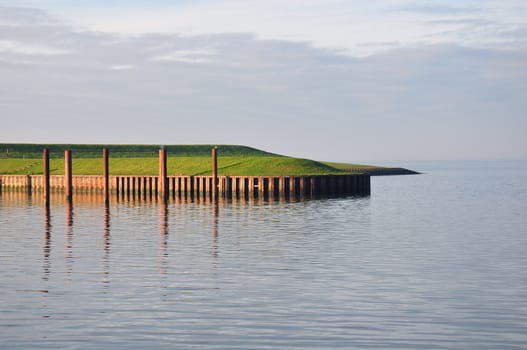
[1,161,526,349]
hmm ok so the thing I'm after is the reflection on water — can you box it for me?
[42,206,51,282]
[1,164,527,350]
[212,200,219,260]
[64,201,73,274]
[103,205,110,286]
[159,202,168,276]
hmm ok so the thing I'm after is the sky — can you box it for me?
[1,0,526,162]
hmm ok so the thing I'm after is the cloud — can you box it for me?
[393,3,485,15]
[151,48,217,63]
[1,5,526,161]
[0,5,58,26]
[109,64,135,71]
[0,39,69,55]
[13,0,525,57]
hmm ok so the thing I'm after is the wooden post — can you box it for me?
[183,177,188,198]
[148,177,153,198]
[26,175,32,196]
[338,175,344,195]
[299,176,305,196]
[278,176,285,195]
[43,148,50,207]
[103,148,109,205]
[359,175,364,195]
[64,149,72,202]
[159,148,168,201]
[320,176,327,195]
[258,176,264,196]
[346,175,352,195]
[131,177,136,198]
[239,177,246,197]
[268,177,275,198]
[192,177,196,198]
[290,176,296,197]
[219,176,225,197]
[212,146,218,199]
[175,177,181,197]
[249,176,258,198]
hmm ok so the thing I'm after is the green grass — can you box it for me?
[0,156,363,176]
[0,143,275,159]
[0,143,392,176]
[322,162,380,171]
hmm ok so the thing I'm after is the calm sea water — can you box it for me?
[1,161,526,349]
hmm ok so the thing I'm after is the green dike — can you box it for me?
[0,157,364,176]
[0,144,386,176]
[324,161,421,175]
[0,144,274,158]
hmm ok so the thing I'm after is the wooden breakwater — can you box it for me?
[0,174,370,199]
[0,147,370,204]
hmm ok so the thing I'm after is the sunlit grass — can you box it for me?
[0,156,372,176]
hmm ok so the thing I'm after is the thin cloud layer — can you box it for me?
[0,4,526,161]
[5,0,526,57]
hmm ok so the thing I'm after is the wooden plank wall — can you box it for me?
[0,174,371,199]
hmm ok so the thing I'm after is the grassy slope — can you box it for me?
[0,143,379,176]
[323,161,380,170]
[0,157,360,176]
[324,161,420,175]
[0,143,274,158]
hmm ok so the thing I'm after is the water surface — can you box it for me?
[1,161,526,349]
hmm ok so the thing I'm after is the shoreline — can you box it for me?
[361,167,421,176]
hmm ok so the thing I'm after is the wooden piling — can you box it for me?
[64,149,72,202]
[159,148,168,201]
[278,176,285,194]
[0,172,370,200]
[26,175,32,196]
[103,148,109,205]
[115,177,120,197]
[290,176,296,197]
[43,147,50,206]
[212,147,218,199]
[258,176,264,196]
[249,177,256,197]
[241,177,246,197]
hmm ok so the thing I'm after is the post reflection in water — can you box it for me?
[103,204,111,286]
[212,199,219,260]
[65,201,73,274]
[159,202,168,275]
[43,205,51,281]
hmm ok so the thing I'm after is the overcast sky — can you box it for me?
[1,1,526,162]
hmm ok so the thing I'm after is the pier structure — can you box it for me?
[0,148,371,202]
[0,174,370,199]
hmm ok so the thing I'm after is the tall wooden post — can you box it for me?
[64,149,72,202]
[159,147,168,201]
[212,146,218,199]
[103,148,109,206]
[43,147,50,207]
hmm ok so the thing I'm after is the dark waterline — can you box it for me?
[1,161,526,349]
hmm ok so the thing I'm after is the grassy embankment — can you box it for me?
[1,143,380,176]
